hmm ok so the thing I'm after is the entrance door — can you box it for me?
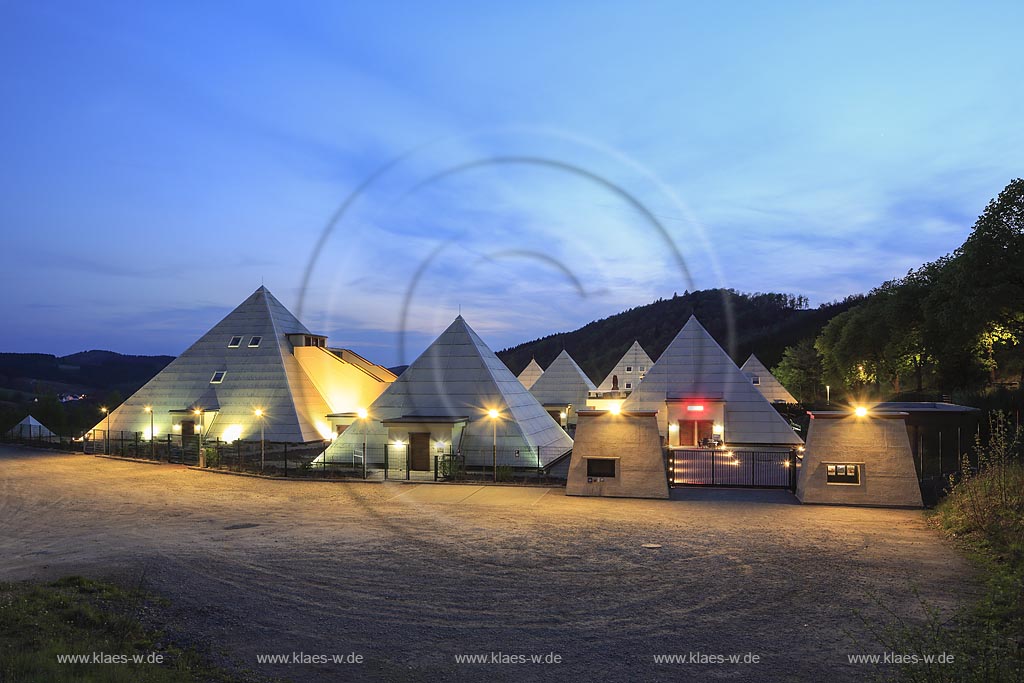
[181,420,195,436]
[409,432,431,471]
[677,420,715,447]
[696,420,714,445]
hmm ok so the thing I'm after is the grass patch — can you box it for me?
[0,575,245,682]
[867,411,1024,682]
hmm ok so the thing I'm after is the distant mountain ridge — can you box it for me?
[496,288,861,383]
[0,350,174,396]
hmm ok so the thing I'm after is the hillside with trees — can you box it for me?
[497,290,860,384]
[501,179,1024,413]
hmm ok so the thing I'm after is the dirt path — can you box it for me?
[0,447,975,682]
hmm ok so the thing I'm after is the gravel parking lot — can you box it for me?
[0,447,975,682]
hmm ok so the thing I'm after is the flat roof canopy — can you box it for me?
[380,415,470,425]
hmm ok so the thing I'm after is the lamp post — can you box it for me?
[144,406,154,460]
[194,409,204,467]
[488,409,499,482]
[358,408,368,479]
[101,406,109,454]
[255,409,265,472]
[826,384,831,406]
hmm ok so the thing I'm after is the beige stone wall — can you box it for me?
[566,412,669,499]
[797,415,923,508]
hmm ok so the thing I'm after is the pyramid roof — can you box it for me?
[323,316,572,464]
[622,316,802,445]
[517,358,544,389]
[90,287,335,443]
[529,350,596,410]
[6,414,57,438]
[741,355,797,404]
[596,341,654,392]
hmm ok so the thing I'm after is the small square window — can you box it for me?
[625,382,632,389]
[826,463,861,484]
[586,458,617,478]
[248,336,262,348]
[210,371,226,384]
[751,375,760,385]
[639,365,645,372]
[228,336,242,348]
[625,366,633,372]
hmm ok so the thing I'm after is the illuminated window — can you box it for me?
[228,336,242,348]
[210,371,226,384]
[586,458,616,478]
[248,336,262,348]
[751,375,760,385]
[639,365,645,372]
[826,463,861,485]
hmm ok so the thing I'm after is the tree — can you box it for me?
[773,338,823,403]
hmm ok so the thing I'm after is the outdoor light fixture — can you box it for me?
[559,411,567,419]
[712,423,724,435]
[668,424,679,432]
[854,406,868,417]
[144,406,154,458]
[609,403,621,415]
[357,408,368,420]
[487,409,500,482]
[686,405,704,412]
[255,409,265,471]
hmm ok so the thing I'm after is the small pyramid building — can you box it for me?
[595,341,654,395]
[5,415,57,439]
[529,350,596,426]
[622,316,802,447]
[319,316,572,469]
[517,358,544,389]
[88,287,394,444]
[741,354,797,404]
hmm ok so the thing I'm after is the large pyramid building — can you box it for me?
[594,340,654,395]
[319,316,572,469]
[88,287,395,444]
[528,350,596,426]
[622,316,802,447]
[517,358,544,389]
[740,354,797,404]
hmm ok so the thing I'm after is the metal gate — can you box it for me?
[668,449,797,490]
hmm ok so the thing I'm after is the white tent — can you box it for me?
[319,316,572,469]
[741,354,797,404]
[595,341,654,394]
[622,316,802,447]
[529,350,596,425]
[5,415,57,439]
[517,358,544,390]
[88,287,394,444]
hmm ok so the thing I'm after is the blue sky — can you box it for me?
[1,1,1021,366]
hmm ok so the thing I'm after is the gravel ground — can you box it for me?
[0,447,976,682]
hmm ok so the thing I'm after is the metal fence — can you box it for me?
[70,431,569,484]
[0,429,82,452]
[668,448,797,490]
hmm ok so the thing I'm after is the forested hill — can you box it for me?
[496,289,860,383]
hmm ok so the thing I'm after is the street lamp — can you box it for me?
[488,409,500,482]
[826,384,831,406]
[357,408,368,479]
[100,406,109,454]
[254,409,265,471]
[194,409,204,467]
[144,406,154,460]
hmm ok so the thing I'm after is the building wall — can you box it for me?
[797,414,923,508]
[566,412,669,499]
